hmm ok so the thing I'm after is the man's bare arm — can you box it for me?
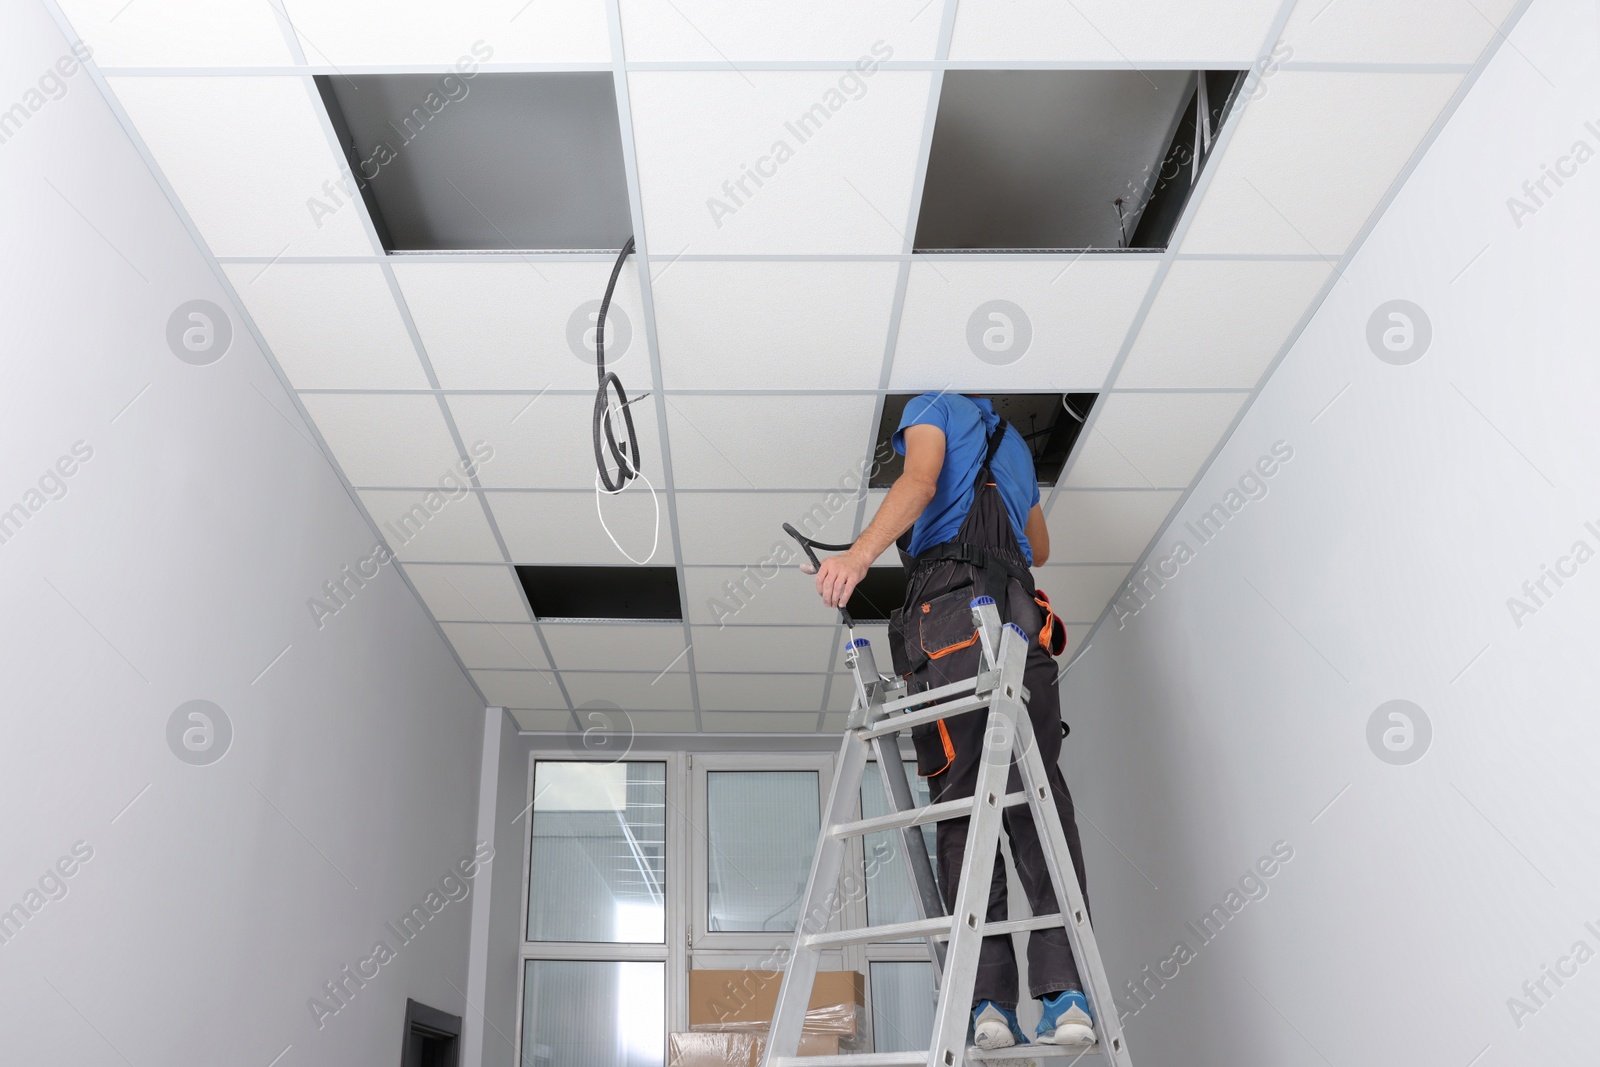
[811,424,945,609]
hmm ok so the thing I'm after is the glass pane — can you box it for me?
[870,962,937,1053]
[522,959,664,1067]
[706,770,819,932]
[527,761,666,943]
[861,762,937,929]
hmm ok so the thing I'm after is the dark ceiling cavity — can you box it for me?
[869,393,1098,489]
[517,565,683,622]
[915,69,1245,251]
[315,73,632,252]
[845,569,908,623]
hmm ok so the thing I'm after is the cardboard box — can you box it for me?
[668,1031,839,1067]
[688,970,865,1036]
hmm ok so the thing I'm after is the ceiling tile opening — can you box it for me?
[914,70,1245,252]
[517,565,683,622]
[315,73,632,252]
[846,569,908,622]
[869,393,1098,489]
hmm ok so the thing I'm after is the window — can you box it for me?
[869,961,937,1054]
[705,770,820,932]
[520,757,677,1067]
[526,761,667,943]
[522,959,665,1067]
[860,760,944,1051]
[516,749,946,1061]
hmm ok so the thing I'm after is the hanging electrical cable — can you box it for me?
[593,236,642,493]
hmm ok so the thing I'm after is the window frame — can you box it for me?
[516,749,688,1066]
[687,751,843,957]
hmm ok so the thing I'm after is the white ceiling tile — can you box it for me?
[702,711,822,732]
[665,395,875,489]
[562,670,695,710]
[221,263,428,390]
[685,566,838,627]
[393,260,645,391]
[630,711,700,732]
[889,258,1159,392]
[1118,261,1332,388]
[403,563,530,622]
[698,674,825,712]
[477,670,566,709]
[620,1,939,61]
[948,0,1281,63]
[512,709,577,730]
[59,0,296,65]
[825,677,856,712]
[628,71,932,255]
[1064,392,1247,489]
[358,489,504,562]
[1279,0,1518,64]
[541,623,688,671]
[109,76,372,257]
[652,261,897,390]
[820,713,848,732]
[279,1,609,64]
[1181,73,1462,255]
[690,626,835,672]
[441,622,551,670]
[1035,565,1131,622]
[448,394,663,490]
[300,394,463,486]
[676,492,858,566]
[489,491,669,565]
[1046,490,1182,563]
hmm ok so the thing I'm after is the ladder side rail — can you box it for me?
[1009,675,1134,1067]
[870,731,948,980]
[762,729,872,1065]
[924,629,1027,1067]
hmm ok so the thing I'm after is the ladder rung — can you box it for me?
[802,914,951,948]
[831,791,1028,840]
[878,673,983,715]
[972,1045,1107,1061]
[771,1045,1105,1066]
[876,913,1070,944]
[862,693,990,740]
[976,913,1070,939]
[770,1054,924,1067]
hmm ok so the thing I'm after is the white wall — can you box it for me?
[1058,1,1600,1064]
[0,7,488,1065]
[480,718,534,1066]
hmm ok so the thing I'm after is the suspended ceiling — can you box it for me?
[53,0,1520,734]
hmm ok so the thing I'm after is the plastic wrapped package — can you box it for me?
[687,970,865,1038]
[667,1031,839,1067]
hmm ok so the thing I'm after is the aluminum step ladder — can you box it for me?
[760,596,1132,1067]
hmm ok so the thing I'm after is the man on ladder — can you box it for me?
[807,393,1095,1049]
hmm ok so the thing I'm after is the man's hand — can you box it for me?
[799,423,944,613]
[808,549,872,609]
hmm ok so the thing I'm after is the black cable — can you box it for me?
[593,237,641,493]
[783,523,855,629]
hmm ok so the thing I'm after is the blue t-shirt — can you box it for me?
[892,394,1041,564]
